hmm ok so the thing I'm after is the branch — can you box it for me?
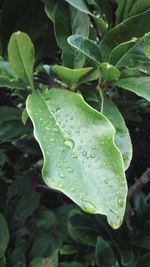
[128,168,150,199]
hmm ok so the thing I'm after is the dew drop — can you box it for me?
[81,199,96,213]
[59,173,65,178]
[72,154,77,158]
[78,146,82,151]
[76,129,80,134]
[70,187,75,192]
[50,138,55,143]
[64,138,75,149]
[92,145,96,150]
[67,167,73,173]
[104,179,108,184]
[117,197,123,207]
[53,127,59,133]
[90,154,95,158]
[82,151,87,156]
[58,183,64,188]
[109,221,120,230]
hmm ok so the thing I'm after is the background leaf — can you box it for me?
[115,77,150,102]
[0,213,9,257]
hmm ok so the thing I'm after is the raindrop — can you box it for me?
[70,187,75,192]
[53,127,59,133]
[64,138,75,149]
[81,199,96,213]
[58,183,64,188]
[67,167,73,173]
[76,129,80,134]
[82,151,87,156]
[109,221,121,230]
[117,197,123,207]
[72,154,77,158]
[59,173,65,178]
[92,145,96,150]
[90,154,95,158]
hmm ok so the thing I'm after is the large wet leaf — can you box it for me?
[26,89,127,229]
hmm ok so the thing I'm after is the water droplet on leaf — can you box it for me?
[81,199,96,213]
[59,173,65,178]
[64,138,75,149]
[117,197,123,207]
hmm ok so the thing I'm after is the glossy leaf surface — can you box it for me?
[100,8,150,61]
[115,77,150,102]
[68,35,101,64]
[103,97,132,170]
[53,65,92,87]
[8,32,35,89]
[26,89,127,229]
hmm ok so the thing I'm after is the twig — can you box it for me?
[128,168,150,199]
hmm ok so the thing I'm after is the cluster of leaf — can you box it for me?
[1,0,150,266]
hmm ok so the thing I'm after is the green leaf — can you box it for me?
[103,97,132,170]
[68,211,98,246]
[8,31,35,89]
[95,236,115,267]
[100,63,120,82]
[65,0,90,14]
[54,2,90,68]
[68,35,101,64]
[100,8,150,61]
[0,213,9,257]
[115,77,150,102]
[144,33,150,59]
[0,106,21,123]
[26,89,127,229]
[53,65,93,87]
[0,58,25,89]
[43,0,59,22]
[109,39,139,66]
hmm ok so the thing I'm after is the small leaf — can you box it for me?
[8,31,35,89]
[144,33,150,59]
[100,63,120,82]
[53,65,93,87]
[26,89,127,229]
[0,213,9,257]
[115,77,150,102]
[68,35,101,64]
[95,236,115,267]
